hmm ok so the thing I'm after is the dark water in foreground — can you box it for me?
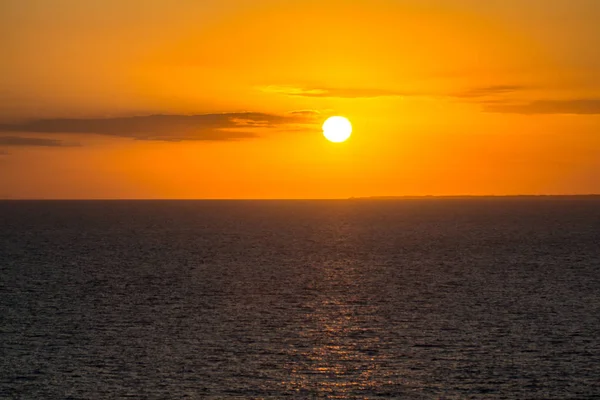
[1,199,599,399]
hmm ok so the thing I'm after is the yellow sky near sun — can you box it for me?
[1,0,600,198]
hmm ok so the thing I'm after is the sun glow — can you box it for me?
[322,116,352,143]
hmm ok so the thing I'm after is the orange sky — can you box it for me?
[1,0,600,198]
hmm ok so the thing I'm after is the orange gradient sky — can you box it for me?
[1,0,600,198]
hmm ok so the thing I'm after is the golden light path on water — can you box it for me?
[277,219,417,397]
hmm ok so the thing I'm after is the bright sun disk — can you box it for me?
[323,116,352,143]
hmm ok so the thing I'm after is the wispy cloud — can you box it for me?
[262,84,530,101]
[289,109,321,116]
[0,136,79,147]
[485,99,600,115]
[453,85,527,99]
[262,85,409,98]
[0,112,319,142]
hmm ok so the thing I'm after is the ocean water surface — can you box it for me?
[1,199,599,398]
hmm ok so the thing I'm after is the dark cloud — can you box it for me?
[454,85,526,99]
[0,112,318,142]
[485,99,600,115]
[0,136,79,147]
[262,86,408,98]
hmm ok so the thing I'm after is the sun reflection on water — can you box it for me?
[279,257,396,397]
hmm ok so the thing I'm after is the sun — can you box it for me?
[323,116,352,143]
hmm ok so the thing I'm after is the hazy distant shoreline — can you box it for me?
[350,195,600,200]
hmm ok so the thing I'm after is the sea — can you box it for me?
[1,198,599,399]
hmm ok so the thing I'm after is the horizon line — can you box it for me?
[1,194,600,201]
